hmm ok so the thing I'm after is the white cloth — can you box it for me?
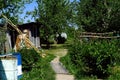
[61,32,67,39]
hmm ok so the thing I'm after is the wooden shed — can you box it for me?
[18,22,41,48]
[1,22,42,53]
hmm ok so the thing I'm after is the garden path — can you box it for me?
[50,49,74,80]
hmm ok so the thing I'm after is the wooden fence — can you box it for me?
[79,32,120,39]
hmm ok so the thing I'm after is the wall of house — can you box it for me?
[18,22,41,49]
[4,22,41,52]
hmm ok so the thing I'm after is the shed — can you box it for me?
[18,22,41,49]
[0,22,42,53]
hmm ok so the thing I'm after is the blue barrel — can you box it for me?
[0,55,17,80]
[13,53,22,80]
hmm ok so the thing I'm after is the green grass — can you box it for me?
[42,43,69,57]
[44,48,68,57]
[21,54,55,80]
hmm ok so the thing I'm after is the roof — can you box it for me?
[18,22,42,28]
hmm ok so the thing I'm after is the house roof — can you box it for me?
[18,22,42,29]
[0,22,43,32]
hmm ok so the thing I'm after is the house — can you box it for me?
[0,22,42,53]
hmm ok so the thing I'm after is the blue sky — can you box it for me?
[20,0,37,23]
[20,0,76,23]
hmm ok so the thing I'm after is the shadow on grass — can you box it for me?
[41,43,71,50]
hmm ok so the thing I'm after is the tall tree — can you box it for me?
[32,0,70,47]
[77,0,120,32]
[0,0,33,24]
[69,0,78,26]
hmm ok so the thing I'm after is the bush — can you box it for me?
[40,36,55,44]
[18,48,41,71]
[21,54,55,80]
[108,66,120,80]
[62,39,120,79]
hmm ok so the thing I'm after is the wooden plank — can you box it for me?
[79,35,120,39]
[80,32,114,35]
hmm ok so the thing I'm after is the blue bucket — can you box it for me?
[13,53,22,80]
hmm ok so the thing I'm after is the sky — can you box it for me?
[21,0,76,23]
[20,0,38,23]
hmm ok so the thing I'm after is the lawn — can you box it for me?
[42,43,69,57]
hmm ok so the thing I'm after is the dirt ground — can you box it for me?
[56,74,74,80]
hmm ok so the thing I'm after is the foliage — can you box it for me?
[68,0,79,30]
[28,0,71,47]
[40,35,55,45]
[60,51,76,74]
[18,48,41,71]
[65,27,75,43]
[61,39,120,79]
[77,0,120,32]
[108,66,120,80]
[0,0,33,24]
[21,54,55,80]
[36,0,70,33]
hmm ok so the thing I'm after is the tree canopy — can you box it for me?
[30,0,71,46]
[0,0,33,24]
[77,0,120,32]
[36,0,70,33]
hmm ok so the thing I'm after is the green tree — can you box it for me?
[33,0,71,47]
[69,0,78,26]
[0,0,33,24]
[77,0,120,32]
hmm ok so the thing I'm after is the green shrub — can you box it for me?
[108,66,120,80]
[18,48,41,71]
[62,39,120,79]
[21,54,55,80]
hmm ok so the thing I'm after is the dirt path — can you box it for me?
[50,49,74,80]
[56,74,74,80]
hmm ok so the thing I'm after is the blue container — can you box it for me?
[0,55,17,80]
[13,53,22,80]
